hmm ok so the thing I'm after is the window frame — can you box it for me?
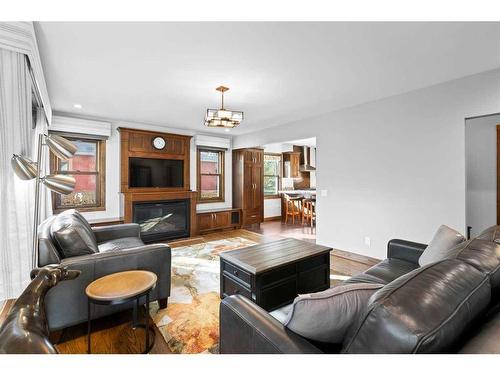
[197,147,225,203]
[264,153,282,199]
[50,133,106,213]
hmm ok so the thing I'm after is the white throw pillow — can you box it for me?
[271,283,383,344]
[418,225,465,266]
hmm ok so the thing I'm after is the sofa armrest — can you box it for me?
[220,295,322,354]
[387,239,427,264]
[92,223,141,243]
[45,243,171,331]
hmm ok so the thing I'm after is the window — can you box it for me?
[264,153,282,198]
[50,134,106,212]
[197,148,225,202]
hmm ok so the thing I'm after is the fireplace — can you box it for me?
[132,199,190,242]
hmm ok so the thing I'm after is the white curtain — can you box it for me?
[0,49,35,300]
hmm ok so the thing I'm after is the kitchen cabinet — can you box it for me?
[233,148,264,226]
[283,151,301,178]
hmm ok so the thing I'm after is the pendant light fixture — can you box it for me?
[204,86,244,129]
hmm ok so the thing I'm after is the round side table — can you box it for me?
[85,270,157,354]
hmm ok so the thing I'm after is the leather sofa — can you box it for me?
[37,210,171,331]
[220,226,500,353]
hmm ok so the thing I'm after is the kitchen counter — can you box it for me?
[278,190,316,195]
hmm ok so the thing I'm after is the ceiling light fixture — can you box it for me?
[204,86,243,129]
[73,103,82,109]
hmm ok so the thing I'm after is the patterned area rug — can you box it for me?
[150,236,259,354]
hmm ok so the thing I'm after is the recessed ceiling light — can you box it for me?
[73,104,82,109]
[225,128,230,132]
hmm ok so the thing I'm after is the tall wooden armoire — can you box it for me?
[232,148,264,227]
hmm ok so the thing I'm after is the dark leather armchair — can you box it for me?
[38,210,171,331]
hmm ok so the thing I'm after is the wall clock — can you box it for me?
[152,136,166,150]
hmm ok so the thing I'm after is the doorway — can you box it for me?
[465,113,500,238]
[261,137,317,241]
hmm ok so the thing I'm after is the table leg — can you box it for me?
[87,300,91,354]
[145,292,150,353]
[133,298,138,327]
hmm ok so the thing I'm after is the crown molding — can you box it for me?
[51,115,112,138]
[0,22,52,124]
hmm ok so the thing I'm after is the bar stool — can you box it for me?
[302,198,316,227]
[285,195,303,225]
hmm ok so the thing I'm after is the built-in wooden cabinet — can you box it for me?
[283,151,301,178]
[118,127,192,193]
[197,208,242,233]
[233,148,264,227]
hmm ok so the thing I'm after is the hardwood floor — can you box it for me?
[52,307,172,354]
[1,222,380,354]
[248,220,379,283]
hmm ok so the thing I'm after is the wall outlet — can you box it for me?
[364,236,371,247]
[320,189,328,197]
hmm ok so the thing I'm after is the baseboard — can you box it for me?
[264,216,282,222]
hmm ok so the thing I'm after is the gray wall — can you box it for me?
[234,68,500,259]
[466,114,500,237]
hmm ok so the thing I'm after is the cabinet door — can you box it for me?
[253,150,263,164]
[198,213,214,232]
[291,153,300,177]
[214,211,230,228]
[243,165,254,209]
[244,150,254,164]
[252,164,263,211]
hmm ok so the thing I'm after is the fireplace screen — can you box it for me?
[132,199,190,242]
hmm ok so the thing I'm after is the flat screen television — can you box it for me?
[129,157,184,188]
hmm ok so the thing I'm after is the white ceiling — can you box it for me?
[35,22,500,135]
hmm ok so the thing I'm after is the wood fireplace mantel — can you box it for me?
[119,127,197,238]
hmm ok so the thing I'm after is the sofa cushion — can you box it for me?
[453,238,500,297]
[476,225,500,242]
[98,237,145,253]
[364,258,418,284]
[50,209,98,258]
[343,259,491,353]
[344,273,387,285]
[272,283,383,344]
[345,258,418,286]
[418,225,465,266]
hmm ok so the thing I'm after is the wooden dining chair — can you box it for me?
[285,196,303,225]
[302,198,316,227]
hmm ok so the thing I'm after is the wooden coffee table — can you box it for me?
[219,238,332,311]
[85,270,157,354]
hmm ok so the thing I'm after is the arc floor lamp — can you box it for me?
[11,133,77,269]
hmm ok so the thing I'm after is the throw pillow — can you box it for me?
[51,209,99,258]
[276,283,384,344]
[418,224,465,266]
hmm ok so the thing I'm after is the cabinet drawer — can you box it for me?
[222,275,252,300]
[244,210,261,224]
[223,262,251,286]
